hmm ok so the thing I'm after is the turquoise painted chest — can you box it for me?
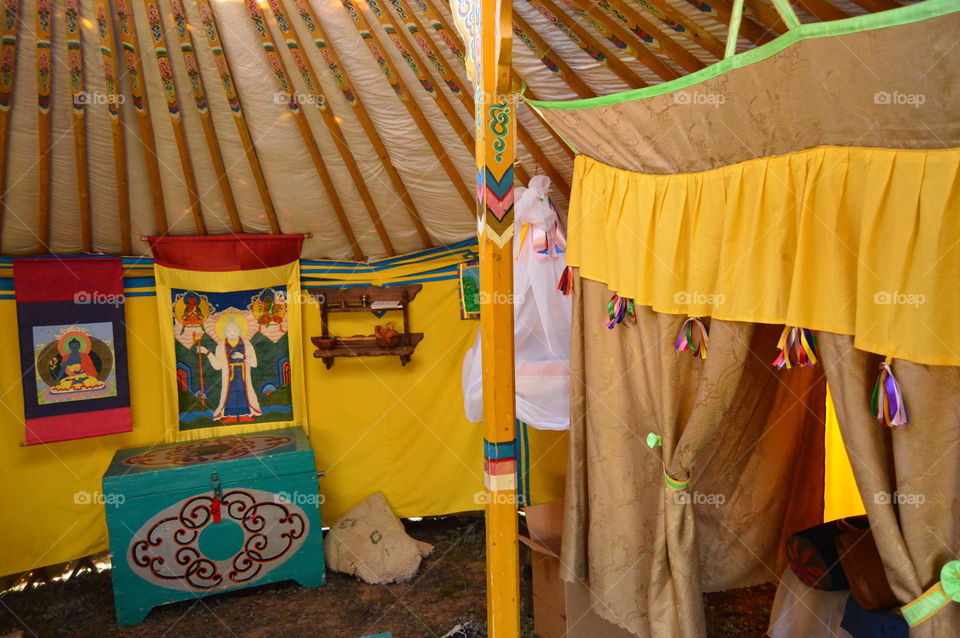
[101,428,325,626]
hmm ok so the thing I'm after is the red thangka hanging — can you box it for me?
[13,257,132,445]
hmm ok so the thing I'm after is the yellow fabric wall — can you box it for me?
[823,386,866,521]
[0,278,568,576]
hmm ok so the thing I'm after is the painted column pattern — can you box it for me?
[476,0,519,632]
[94,0,132,253]
[114,0,168,233]
[193,0,279,232]
[0,0,19,248]
[142,0,207,234]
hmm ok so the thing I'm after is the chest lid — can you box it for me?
[102,428,314,497]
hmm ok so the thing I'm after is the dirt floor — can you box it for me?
[0,514,775,638]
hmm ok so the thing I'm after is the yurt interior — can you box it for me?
[0,0,957,636]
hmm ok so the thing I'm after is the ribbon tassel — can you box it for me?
[557,265,573,296]
[871,356,909,427]
[773,326,820,369]
[675,317,709,358]
[605,294,635,329]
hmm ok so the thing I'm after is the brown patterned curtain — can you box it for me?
[818,334,960,637]
[562,276,826,637]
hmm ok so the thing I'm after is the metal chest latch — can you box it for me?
[210,470,223,523]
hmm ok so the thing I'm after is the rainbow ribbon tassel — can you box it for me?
[871,357,909,427]
[675,317,708,358]
[606,294,635,329]
[557,265,573,296]
[773,326,820,369]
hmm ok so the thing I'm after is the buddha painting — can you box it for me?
[33,324,116,404]
[198,314,262,424]
[52,337,106,393]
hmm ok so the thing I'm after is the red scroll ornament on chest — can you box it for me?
[128,488,308,591]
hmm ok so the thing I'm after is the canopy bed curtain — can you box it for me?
[564,274,826,637]
[534,1,960,635]
[817,335,960,637]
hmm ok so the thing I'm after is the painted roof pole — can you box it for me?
[473,0,520,632]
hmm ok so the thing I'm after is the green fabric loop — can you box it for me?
[941,560,960,602]
[901,561,960,626]
[663,470,689,492]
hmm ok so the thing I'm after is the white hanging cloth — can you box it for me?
[462,176,572,431]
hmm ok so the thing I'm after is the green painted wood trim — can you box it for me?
[528,0,958,112]
[725,0,744,59]
[771,0,801,29]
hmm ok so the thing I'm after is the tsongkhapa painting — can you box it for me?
[171,287,293,431]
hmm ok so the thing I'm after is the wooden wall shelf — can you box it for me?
[309,284,424,369]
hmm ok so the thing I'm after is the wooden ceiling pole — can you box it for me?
[287,0,432,248]
[360,0,479,159]
[0,0,21,250]
[519,84,574,160]
[114,0,169,235]
[35,0,52,250]
[741,0,789,33]
[844,0,899,12]
[557,0,684,81]
[168,0,243,233]
[338,0,475,212]
[567,0,686,78]
[397,0,568,194]
[525,0,648,88]
[262,0,395,255]
[93,0,132,253]
[364,0,532,193]
[193,0,280,233]
[790,0,847,21]
[385,0,555,189]
[410,1,575,162]
[142,0,206,235]
[65,0,93,251]
[622,0,726,59]
[511,12,594,98]
[234,0,362,258]
[681,0,776,45]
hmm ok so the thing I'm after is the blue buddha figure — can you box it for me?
[53,337,105,393]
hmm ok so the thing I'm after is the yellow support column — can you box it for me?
[475,0,519,633]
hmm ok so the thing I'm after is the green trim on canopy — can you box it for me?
[528,0,958,112]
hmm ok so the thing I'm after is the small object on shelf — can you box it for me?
[315,337,338,351]
[375,323,400,349]
[309,285,424,368]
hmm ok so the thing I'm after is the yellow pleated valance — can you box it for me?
[567,147,960,366]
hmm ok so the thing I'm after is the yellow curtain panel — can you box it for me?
[567,147,960,366]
